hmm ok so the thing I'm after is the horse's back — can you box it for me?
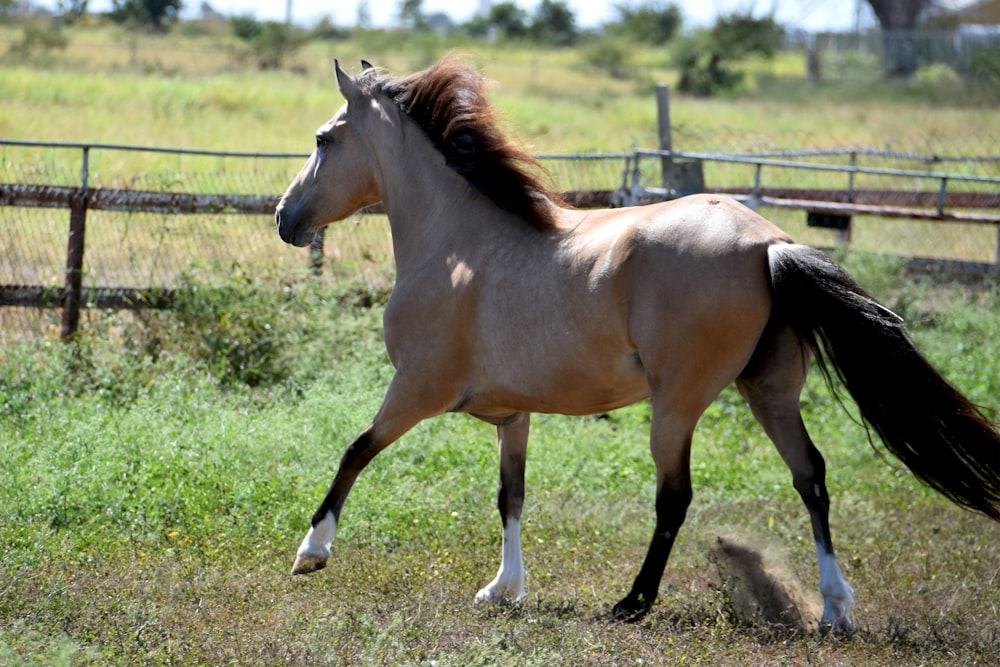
[564,194,788,411]
[563,194,790,251]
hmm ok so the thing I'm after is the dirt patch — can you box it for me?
[710,535,822,635]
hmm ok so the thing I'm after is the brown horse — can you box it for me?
[275,56,1000,631]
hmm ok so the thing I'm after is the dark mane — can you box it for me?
[359,55,562,231]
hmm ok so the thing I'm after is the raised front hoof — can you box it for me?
[290,552,328,575]
[607,596,654,623]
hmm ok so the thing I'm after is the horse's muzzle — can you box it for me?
[275,201,315,248]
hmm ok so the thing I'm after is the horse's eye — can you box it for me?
[316,136,328,149]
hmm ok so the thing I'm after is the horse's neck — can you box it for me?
[376,137,518,275]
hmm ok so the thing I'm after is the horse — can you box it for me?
[274,56,1000,631]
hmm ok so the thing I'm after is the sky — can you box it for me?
[233,1,877,32]
[40,1,883,33]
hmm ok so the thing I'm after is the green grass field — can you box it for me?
[1,256,998,665]
[1,25,999,666]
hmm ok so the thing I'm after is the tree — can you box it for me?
[608,2,682,45]
[530,0,577,46]
[711,12,782,59]
[355,0,371,29]
[57,0,89,24]
[466,2,529,41]
[676,13,783,96]
[865,0,933,77]
[398,0,427,30]
[109,0,182,30]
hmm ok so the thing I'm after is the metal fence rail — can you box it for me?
[625,148,1000,223]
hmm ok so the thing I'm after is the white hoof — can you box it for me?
[475,519,526,604]
[475,578,526,604]
[820,593,855,634]
[818,548,855,634]
[292,512,336,575]
[291,550,329,575]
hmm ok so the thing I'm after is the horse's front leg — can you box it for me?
[292,424,383,574]
[292,377,444,575]
[475,412,530,603]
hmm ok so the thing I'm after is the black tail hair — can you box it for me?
[768,244,1000,521]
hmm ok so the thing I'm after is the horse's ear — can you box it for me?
[334,59,362,102]
[360,59,374,71]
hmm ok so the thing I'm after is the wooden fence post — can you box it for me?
[309,226,325,276]
[656,84,703,197]
[61,146,89,340]
[995,224,1000,272]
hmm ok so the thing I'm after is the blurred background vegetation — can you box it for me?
[1,0,998,97]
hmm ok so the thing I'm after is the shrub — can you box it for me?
[5,24,68,61]
[166,273,293,387]
[582,37,633,79]
[675,13,783,96]
[230,15,307,70]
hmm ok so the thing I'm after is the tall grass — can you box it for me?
[3,28,998,155]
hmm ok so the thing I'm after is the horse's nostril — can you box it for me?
[275,205,297,245]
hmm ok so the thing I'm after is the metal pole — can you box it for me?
[61,146,89,340]
[847,151,856,202]
[656,84,672,188]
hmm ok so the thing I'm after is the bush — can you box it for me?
[967,44,1000,86]
[912,63,962,87]
[675,13,783,96]
[5,24,68,61]
[582,37,633,79]
[165,273,294,387]
[230,15,306,70]
[605,1,682,45]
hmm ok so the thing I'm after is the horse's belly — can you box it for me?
[468,350,650,417]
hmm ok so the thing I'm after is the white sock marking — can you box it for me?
[298,512,337,560]
[815,542,855,631]
[475,518,526,603]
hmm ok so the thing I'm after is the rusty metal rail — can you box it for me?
[1,182,281,214]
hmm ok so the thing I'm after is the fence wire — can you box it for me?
[1,138,998,341]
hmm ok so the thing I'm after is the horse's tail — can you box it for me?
[766,243,1000,521]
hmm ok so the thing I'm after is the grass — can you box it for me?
[1,255,998,665]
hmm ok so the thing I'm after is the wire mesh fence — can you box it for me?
[2,137,998,342]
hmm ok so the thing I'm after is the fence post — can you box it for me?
[995,225,1000,272]
[309,226,325,276]
[656,84,703,197]
[61,146,89,341]
[656,84,672,156]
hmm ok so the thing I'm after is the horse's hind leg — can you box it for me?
[476,412,530,603]
[612,406,696,621]
[736,325,855,633]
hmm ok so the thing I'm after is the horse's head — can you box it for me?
[276,60,383,247]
